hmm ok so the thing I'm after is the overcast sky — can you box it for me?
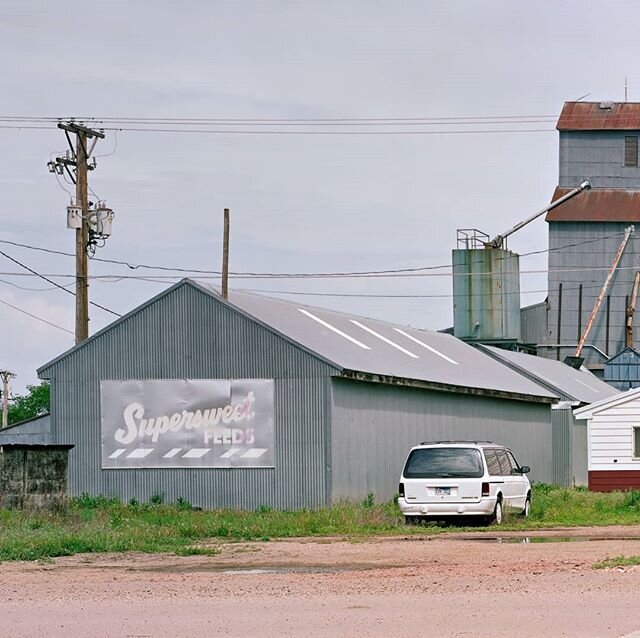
[1,1,639,392]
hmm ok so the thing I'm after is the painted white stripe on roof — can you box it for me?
[351,321,418,358]
[127,448,153,459]
[221,448,240,458]
[394,329,458,365]
[241,448,268,458]
[163,448,182,458]
[574,377,601,393]
[297,308,371,350]
[182,448,210,458]
[109,449,126,459]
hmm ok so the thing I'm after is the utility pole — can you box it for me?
[0,370,15,429]
[222,208,230,299]
[48,122,107,344]
[75,128,90,343]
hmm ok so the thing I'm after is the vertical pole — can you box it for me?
[576,225,634,358]
[606,294,611,356]
[75,131,89,344]
[0,371,14,429]
[222,208,230,300]
[557,283,563,361]
[626,294,631,349]
[1,373,9,429]
[577,284,583,342]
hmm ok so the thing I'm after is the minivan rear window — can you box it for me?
[403,448,484,479]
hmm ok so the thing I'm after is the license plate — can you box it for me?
[435,487,451,495]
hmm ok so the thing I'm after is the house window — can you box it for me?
[635,427,640,458]
[625,136,638,167]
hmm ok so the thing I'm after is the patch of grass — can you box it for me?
[176,497,192,511]
[150,493,165,506]
[0,485,639,562]
[174,546,220,557]
[594,555,640,569]
[527,487,640,528]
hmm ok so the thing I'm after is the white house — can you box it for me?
[574,388,640,491]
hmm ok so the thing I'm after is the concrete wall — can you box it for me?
[0,447,69,510]
[330,378,553,502]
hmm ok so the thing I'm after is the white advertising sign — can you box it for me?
[100,379,274,468]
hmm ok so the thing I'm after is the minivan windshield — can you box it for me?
[403,447,484,478]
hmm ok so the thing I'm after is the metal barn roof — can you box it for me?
[557,101,640,131]
[479,346,618,404]
[0,413,53,446]
[38,281,557,402]
[545,187,640,222]
[194,284,556,402]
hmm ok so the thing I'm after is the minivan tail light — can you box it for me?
[399,482,405,497]
[481,482,490,497]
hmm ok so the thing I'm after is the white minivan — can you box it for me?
[397,441,531,525]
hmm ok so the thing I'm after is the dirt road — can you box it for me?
[2,527,640,637]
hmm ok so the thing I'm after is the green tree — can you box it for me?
[7,383,50,425]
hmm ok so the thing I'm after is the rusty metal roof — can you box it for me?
[557,102,640,130]
[546,187,640,222]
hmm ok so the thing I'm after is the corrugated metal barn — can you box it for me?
[477,345,618,486]
[37,280,559,510]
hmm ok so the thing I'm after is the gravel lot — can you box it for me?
[3,526,640,637]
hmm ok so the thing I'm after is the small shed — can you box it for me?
[478,345,618,486]
[604,347,640,391]
[0,414,73,510]
[574,388,640,491]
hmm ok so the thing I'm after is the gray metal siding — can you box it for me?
[604,348,640,390]
[545,222,639,366]
[452,248,521,342]
[560,131,640,189]
[552,408,571,487]
[43,283,337,510]
[571,420,588,486]
[521,302,548,346]
[550,407,588,487]
[330,378,552,502]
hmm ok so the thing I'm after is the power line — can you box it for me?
[0,263,639,280]
[0,274,634,302]
[1,116,560,126]
[0,124,555,136]
[0,113,561,122]
[0,278,68,292]
[0,250,120,316]
[0,232,629,279]
[0,112,618,123]
[0,297,74,335]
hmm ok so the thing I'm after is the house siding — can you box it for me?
[588,470,640,492]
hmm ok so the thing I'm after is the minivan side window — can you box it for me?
[506,451,520,474]
[495,450,512,476]
[484,449,502,476]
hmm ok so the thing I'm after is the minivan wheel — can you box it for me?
[491,498,503,525]
[521,494,531,518]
